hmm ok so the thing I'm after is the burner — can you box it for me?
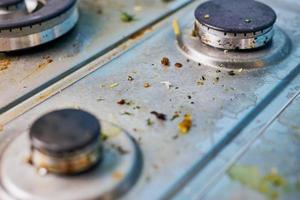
[175,0,291,69]
[0,0,78,52]
[0,110,141,199]
[194,0,276,50]
[29,109,102,174]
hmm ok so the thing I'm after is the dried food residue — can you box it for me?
[110,82,119,88]
[178,114,192,134]
[0,58,11,71]
[121,112,133,116]
[38,56,53,69]
[174,63,183,68]
[228,70,236,76]
[151,111,167,121]
[171,111,180,121]
[147,118,154,126]
[128,75,134,81]
[161,81,173,89]
[228,165,288,200]
[117,99,133,106]
[144,82,151,88]
[161,57,170,66]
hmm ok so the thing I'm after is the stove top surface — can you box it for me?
[0,0,299,200]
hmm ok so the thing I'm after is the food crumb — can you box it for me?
[178,114,192,134]
[121,112,133,116]
[161,81,173,89]
[228,71,236,76]
[117,99,126,105]
[147,118,154,126]
[171,111,180,121]
[144,82,151,88]
[128,75,134,81]
[110,83,119,88]
[174,63,183,68]
[120,12,135,22]
[161,57,170,66]
[151,111,167,121]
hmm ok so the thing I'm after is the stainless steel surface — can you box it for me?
[0,0,193,120]
[0,0,299,199]
[0,121,141,200]
[204,94,300,200]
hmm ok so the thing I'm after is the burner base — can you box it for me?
[177,25,290,70]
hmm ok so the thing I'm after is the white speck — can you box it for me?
[161,81,173,89]
[38,168,48,176]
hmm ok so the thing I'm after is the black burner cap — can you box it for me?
[0,0,21,7]
[195,0,276,33]
[30,109,101,155]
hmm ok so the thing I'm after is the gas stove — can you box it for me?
[0,0,299,200]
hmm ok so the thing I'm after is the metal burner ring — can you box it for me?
[0,0,78,52]
[194,21,274,50]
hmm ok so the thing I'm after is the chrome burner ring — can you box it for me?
[194,21,274,50]
[0,0,78,52]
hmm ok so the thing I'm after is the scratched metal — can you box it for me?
[0,0,299,200]
[203,94,300,200]
[0,0,193,112]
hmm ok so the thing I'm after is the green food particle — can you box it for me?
[227,165,288,200]
[100,134,108,141]
[121,12,134,22]
[296,179,300,191]
[147,118,154,126]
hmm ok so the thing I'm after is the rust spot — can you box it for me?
[0,58,11,71]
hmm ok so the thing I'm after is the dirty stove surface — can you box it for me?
[0,0,300,200]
